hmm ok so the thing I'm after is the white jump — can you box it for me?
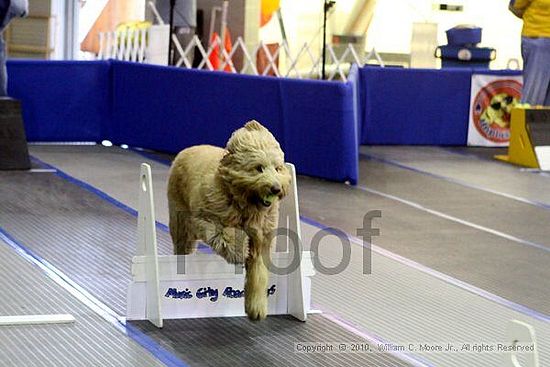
[127,163,314,326]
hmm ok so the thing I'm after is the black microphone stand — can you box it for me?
[321,0,335,80]
[169,0,176,65]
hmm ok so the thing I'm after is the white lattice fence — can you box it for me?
[98,30,385,81]
[98,29,148,63]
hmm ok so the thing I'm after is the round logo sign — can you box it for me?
[472,79,522,143]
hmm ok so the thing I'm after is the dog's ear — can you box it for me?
[244,120,266,131]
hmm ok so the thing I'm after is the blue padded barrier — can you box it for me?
[278,71,358,183]
[6,60,358,183]
[109,61,359,183]
[109,61,283,151]
[8,59,520,181]
[359,67,473,145]
[358,67,523,145]
[7,60,111,142]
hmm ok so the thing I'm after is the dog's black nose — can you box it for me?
[271,185,281,195]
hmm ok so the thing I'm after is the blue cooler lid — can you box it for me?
[446,25,482,46]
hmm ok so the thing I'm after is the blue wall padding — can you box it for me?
[278,75,358,183]
[6,60,357,183]
[6,59,521,181]
[8,61,358,182]
[110,61,358,183]
[358,67,523,145]
[360,67,473,145]
[109,61,283,151]
[7,60,111,142]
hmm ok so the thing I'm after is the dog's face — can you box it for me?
[219,120,292,209]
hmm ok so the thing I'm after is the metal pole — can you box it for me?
[276,8,287,45]
[169,0,176,65]
[322,0,328,80]
[220,0,229,71]
[321,1,335,80]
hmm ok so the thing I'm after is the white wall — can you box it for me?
[366,0,524,69]
[279,0,323,53]
[267,0,523,69]
[259,0,357,71]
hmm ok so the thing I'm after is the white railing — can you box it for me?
[98,29,148,63]
[98,30,385,81]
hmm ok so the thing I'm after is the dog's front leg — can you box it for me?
[244,235,270,321]
[207,226,249,264]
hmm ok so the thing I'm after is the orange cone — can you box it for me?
[208,32,220,70]
[223,29,232,72]
[208,29,233,72]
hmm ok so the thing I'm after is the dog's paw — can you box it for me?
[245,294,268,321]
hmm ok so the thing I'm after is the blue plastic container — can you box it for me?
[435,45,496,61]
[446,26,482,46]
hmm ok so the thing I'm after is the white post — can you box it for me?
[284,164,307,321]
[98,32,105,60]
[147,1,186,66]
[137,163,163,328]
[506,320,539,367]
[146,25,170,65]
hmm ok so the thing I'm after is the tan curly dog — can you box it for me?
[167,120,291,320]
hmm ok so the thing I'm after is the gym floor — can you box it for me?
[0,144,548,367]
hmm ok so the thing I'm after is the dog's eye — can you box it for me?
[276,165,283,172]
[491,102,501,110]
[256,165,264,173]
[505,96,513,104]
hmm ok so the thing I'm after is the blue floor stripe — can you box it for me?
[29,156,212,253]
[0,228,188,367]
[129,147,174,166]
[439,148,550,177]
[300,215,550,324]
[357,181,550,254]
[360,152,550,211]
[30,155,170,233]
